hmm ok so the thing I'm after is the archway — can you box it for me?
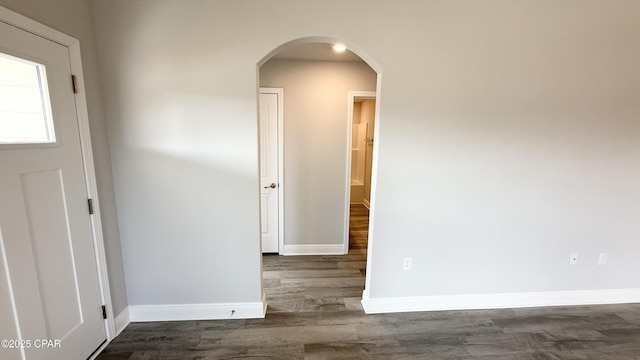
[257,37,382,313]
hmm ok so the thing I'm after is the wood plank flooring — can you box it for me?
[263,204,369,314]
[97,205,640,359]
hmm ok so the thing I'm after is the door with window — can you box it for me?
[0,19,106,360]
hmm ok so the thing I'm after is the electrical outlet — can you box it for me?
[569,253,578,265]
[598,253,608,265]
[402,257,412,270]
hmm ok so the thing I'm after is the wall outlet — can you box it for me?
[402,257,412,270]
[569,253,578,265]
[598,253,608,265]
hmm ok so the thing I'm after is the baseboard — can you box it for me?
[114,307,130,336]
[361,288,640,314]
[129,300,266,322]
[283,244,345,255]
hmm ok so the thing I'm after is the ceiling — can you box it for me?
[271,43,364,63]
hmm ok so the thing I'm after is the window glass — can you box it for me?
[0,53,55,144]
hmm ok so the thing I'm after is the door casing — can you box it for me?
[344,91,377,254]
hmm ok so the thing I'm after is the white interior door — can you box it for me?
[259,91,280,253]
[0,20,106,360]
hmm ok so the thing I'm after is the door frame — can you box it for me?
[259,87,284,255]
[0,5,116,340]
[343,91,377,254]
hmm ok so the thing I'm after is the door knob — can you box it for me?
[264,183,277,189]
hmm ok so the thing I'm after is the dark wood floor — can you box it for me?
[97,205,640,359]
[262,203,370,314]
[348,203,369,252]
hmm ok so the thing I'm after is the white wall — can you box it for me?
[0,0,128,315]
[260,59,376,246]
[91,0,640,311]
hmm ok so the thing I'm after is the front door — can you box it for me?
[0,19,106,360]
[259,90,280,253]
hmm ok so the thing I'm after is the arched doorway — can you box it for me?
[257,38,382,313]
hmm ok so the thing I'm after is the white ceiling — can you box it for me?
[271,43,364,63]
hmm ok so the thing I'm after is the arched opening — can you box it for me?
[256,37,382,314]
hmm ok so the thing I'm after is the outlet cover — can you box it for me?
[598,253,608,265]
[402,257,412,270]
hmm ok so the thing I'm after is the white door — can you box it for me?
[259,91,280,253]
[0,20,106,360]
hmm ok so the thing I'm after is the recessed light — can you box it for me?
[332,44,347,53]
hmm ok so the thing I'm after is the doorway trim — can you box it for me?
[259,87,285,255]
[343,91,377,254]
[0,5,116,340]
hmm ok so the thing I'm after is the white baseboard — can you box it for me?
[283,244,345,255]
[361,288,640,314]
[114,307,130,336]
[129,300,266,322]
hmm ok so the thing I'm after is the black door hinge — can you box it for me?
[102,305,107,320]
[71,75,78,94]
[88,199,94,215]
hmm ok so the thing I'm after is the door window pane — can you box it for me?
[0,53,55,144]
